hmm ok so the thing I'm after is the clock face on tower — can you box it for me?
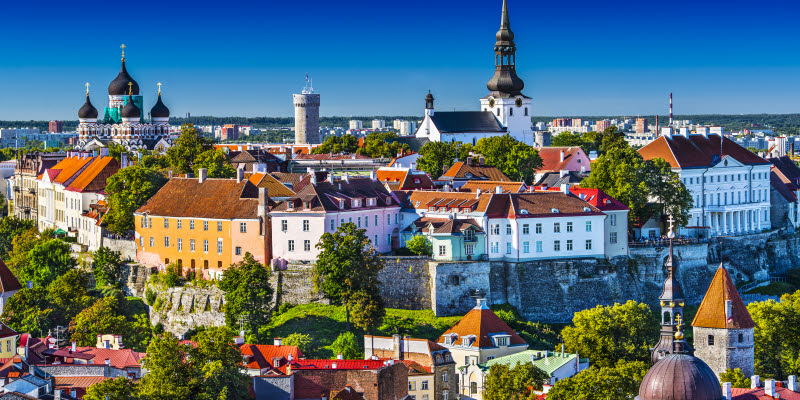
[515,98,523,107]
[488,98,495,108]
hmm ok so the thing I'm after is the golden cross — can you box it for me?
[120,44,126,60]
[128,82,133,95]
[675,313,682,327]
[157,82,162,95]
[85,82,90,95]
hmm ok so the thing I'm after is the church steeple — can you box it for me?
[650,216,688,363]
[487,0,525,98]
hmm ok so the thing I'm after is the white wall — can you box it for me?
[486,215,606,261]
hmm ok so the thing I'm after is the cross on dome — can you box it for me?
[120,44,126,61]
[157,82,162,95]
[128,82,133,95]
[85,82,90,95]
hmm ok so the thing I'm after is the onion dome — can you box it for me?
[637,354,722,400]
[121,95,141,119]
[108,60,140,96]
[78,94,98,119]
[150,93,170,119]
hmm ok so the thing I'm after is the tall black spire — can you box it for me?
[486,0,525,98]
[650,216,688,363]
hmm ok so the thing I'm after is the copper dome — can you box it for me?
[637,354,722,400]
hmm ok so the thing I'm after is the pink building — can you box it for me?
[596,120,611,132]
[534,147,592,177]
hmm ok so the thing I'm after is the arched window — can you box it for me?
[663,311,671,324]
[510,108,513,116]
[525,107,529,116]
[471,382,478,394]
[708,335,715,346]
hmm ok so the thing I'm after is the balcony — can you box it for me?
[28,188,36,195]
[13,187,20,192]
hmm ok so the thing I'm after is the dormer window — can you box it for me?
[367,198,376,206]
[287,201,295,211]
[386,197,392,205]
[583,207,591,212]
[414,178,421,184]
[303,201,310,210]
[339,200,345,209]
[415,201,420,207]
[352,199,361,208]
[429,206,436,211]
[493,335,510,347]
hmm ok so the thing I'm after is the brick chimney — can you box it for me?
[198,168,208,183]
[236,168,245,183]
[393,334,402,360]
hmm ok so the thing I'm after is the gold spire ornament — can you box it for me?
[157,82,162,95]
[128,82,133,96]
[85,82,90,95]
[674,314,685,340]
[121,44,126,61]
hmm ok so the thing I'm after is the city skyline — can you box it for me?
[0,0,799,121]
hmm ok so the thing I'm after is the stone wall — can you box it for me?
[102,238,137,261]
[270,264,328,307]
[379,257,432,310]
[148,285,227,338]
[121,263,154,297]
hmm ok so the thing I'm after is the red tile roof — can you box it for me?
[240,344,303,371]
[0,259,22,293]
[731,386,800,399]
[438,303,526,349]
[294,153,371,160]
[639,135,768,169]
[54,376,108,398]
[289,359,392,370]
[461,181,526,193]
[135,177,261,220]
[63,156,120,193]
[692,266,755,329]
[495,192,604,218]
[60,346,146,368]
[0,323,18,339]
[569,187,630,211]
[440,162,510,182]
[536,147,587,172]
[770,167,798,203]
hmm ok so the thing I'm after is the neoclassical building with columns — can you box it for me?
[640,131,772,237]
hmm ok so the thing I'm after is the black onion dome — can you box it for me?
[121,95,141,119]
[108,60,140,96]
[487,69,525,96]
[637,354,722,400]
[78,94,98,119]
[150,93,170,118]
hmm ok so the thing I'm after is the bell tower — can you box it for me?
[650,216,687,363]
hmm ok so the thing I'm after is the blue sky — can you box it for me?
[0,0,798,120]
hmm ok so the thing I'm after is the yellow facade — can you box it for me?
[0,336,18,359]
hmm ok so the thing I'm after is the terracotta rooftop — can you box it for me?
[403,191,493,213]
[54,376,107,398]
[135,177,261,220]
[439,161,510,182]
[461,180,526,193]
[731,385,800,399]
[569,187,630,211]
[404,217,483,235]
[63,156,119,193]
[438,301,526,349]
[45,156,94,184]
[246,172,295,198]
[240,343,303,371]
[499,192,604,218]
[639,135,769,169]
[289,359,393,370]
[536,147,588,172]
[0,259,22,293]
[769,156,800,186]
[771,167,798,203]
[0,323,18,339]
[692,266,755,329]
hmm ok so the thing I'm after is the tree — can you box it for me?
[312,134,360,155]
[561,301,658,368]
[314,222,384,330]
[104,165,168,234]
[193,149,236,178]
[190,327,250,400]
[92,247,124,288]
[6,228,40,276]
[0,217,35,258]
[546,360,649,400]
[474,134,543,183]
[127,314,154,353]
[405,235,432,256]
[69,297,128,346]
[417,141,462,179]
[139,335,194,400]
[164,123,214,174]
[84,376,140,400]
[18,238,76,288]
[580,144,651,227]
[349,289,386,332]
[47,270,95,326]
[0,287,54,334]
[218,253,273,343]
[358,132,410,158]
[331,331,362,359]
[641,158,694,226]
[483,362,549,400]
[748,291,800,379]
[720,368,751,388]
[283,333,314,356]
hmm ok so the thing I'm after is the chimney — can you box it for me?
[393,334,402,360]
[233,336,244,345]
[752,375,761,389]
[789,376,797,392]
[765,379,776,397]
[326,172,334,184]
[105,358,110,366]
[466,156,473,165]
[560,150,565,162]
[237,145,243,152]
[274,338,282,346]
[725,300,733,321]
[343,174,350,183]
[71,342,76,353]
[310,172,317,185]
[495,186,502,194]
[284,147,292,161]
[236,168,244,183]
[258,187,268,218]
[198,168,208,183]
[476,188,482,198]
[332,362,337,369]
[479,156,485,165]
[337,354,343,360]
[370,170,377,181]
[54,389,61,400]
[560,169,569,178]
[561,184,570,195]
[723,382,731,400]
[410,162,415,170]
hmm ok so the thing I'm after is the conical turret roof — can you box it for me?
[691,265,755,329]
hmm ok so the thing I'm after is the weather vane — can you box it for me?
[85,82,90,95]
[120,44,126,61]
[157,82,162,95]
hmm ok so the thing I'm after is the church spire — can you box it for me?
[487,0,524,98]
[500,0,511,34]
[650,215,688,363]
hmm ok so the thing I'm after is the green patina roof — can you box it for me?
[478,350,578,375]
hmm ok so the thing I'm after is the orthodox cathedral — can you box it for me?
[415,0,534,145]
[76,46,173,152]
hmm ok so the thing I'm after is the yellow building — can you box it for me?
[0,322,19,359]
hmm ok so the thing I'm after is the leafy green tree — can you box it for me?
[561,300,658,368]
[6,228,40,276]
[719,368,751,388]
[641,158,694,226]
[331,331,362,359]
[358,132,410,158]
[218,253,273,343]
[748,291,800,379]
[84,376,140,400]
[581,144,651,227]
[193,149,236,178]
[164,123,214,174]
[546,360,649,400]
[104,165,169,234]
[405,235,432,256]
[312,134,360,155]
[283,333,314,356]
[139,335,194,400]
[483,362,549,400]
[314,222,384,330]
[417,141,462,179]
[47,270,95,325]
[69,297,128,346]
[18,238,76,288]
[92,247,124,288]
[474,134,543,183]
[0,217,35,258]
[349,289,386,332]
[190,327,250,400]
[127,314,154,353]
[0,287,54,334]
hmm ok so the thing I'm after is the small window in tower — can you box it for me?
[738,333,744,343]
[496,109,500,116]
[510,108,513,116]
[708,335,715,346]
[525,107,529,116]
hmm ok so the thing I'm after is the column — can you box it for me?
[757,210,761,231]
[735,211,740,234]
[723,211,728,235]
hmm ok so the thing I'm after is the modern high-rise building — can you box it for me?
[48,121,63,133]
[349,120,363,130]
[596,120,611,132]
[636,118,649,133]
[294,79,321,145]
[220,124,239,141]
[372,119,386,130]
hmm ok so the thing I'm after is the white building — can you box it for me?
[640,132,772,237]
[371,119,386,130]
[349,120,363,130]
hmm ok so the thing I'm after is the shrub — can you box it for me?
[145,289,157,305]
[406,235,432,256]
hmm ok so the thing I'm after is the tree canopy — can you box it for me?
[405,235,432,256]
[748,291,800,379]
[312,134,359,155]
[69,297,128,347]
[164,123,215,174]
[0,217,35,259]
[357,132,410,158]
[416,141,470,179]
[104,165,169,234]
[474,134,543,184]
[219,253,273,343]
[331,331,363,359]
[92,247,124,288]
[483,362,549,400]
[17,238,76,288]
[719,368,752,388]
[193,149,236,178]
[546,360,649,400]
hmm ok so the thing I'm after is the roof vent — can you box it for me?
[551,208,559,213]
[520,209,529,214]
[604,199,611,205]
[583,207,591,212]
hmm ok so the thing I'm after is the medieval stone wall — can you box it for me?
[148,285,227,338]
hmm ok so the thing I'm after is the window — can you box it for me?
[536,241,543,253]
[304,240,311,252]
[506,224,512,235]
[303,220,310,232]
[566,240,573,251]
[535,223,542,234]
[738,333,744,343]
[217,221,223,231]
[395,213,398,224]
[190,239,195,252]
[281,220,288,232]
[376,215,379,225]
[149,237,154,247]
[164,237,170,247]
[465,244,474,255]
[610,214,616,226]
[566,222,573,232]
[357,217,362,228]
[471,382,478,394]
[523,242,530,253]
[522,224,529,234]
[421,381,429,391]
[554,223,560,233]
[330,219,335,230]
[177,219,182,229]
[365,215,369,227]
[586,240,593,250]
[190,220,195,230]
[387,214,391,224]
[465,230,474,241]
[443,392,448,400]
[491,224,500,235]
[203,240,209,252]
[708,335,715,346]
[610,232,618,244]
[164,219,169,229]
[235,247,242,255]
[409,381,416,391]
[288,240,295,252]
[491,242,499,253]
[177,239,182,251]
[217,239,223,254]
[585,221,592,232]
[439,245,446,256]
[495,337,508,346]
[139,237,144,247]
[554,240,561,251]
[387,234,391,246]
[239,222,247,233]
[442,372,448,382]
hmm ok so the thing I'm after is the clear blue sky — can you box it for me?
[1,0,798,120]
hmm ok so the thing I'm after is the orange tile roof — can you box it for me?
[135,178,261,220]
[376,170,407,183]
[240,343,303,371]
[461,180,526,193]
[246,172,295,197]
[639,135,768,169]
[65,156,120,193]
[536,147,586,172]
[54,375,108,398]
[440,161,510,182]
[404,191,493,213]
[692,266,755,329]
[46,156,94,184]
[438,303,526,348]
